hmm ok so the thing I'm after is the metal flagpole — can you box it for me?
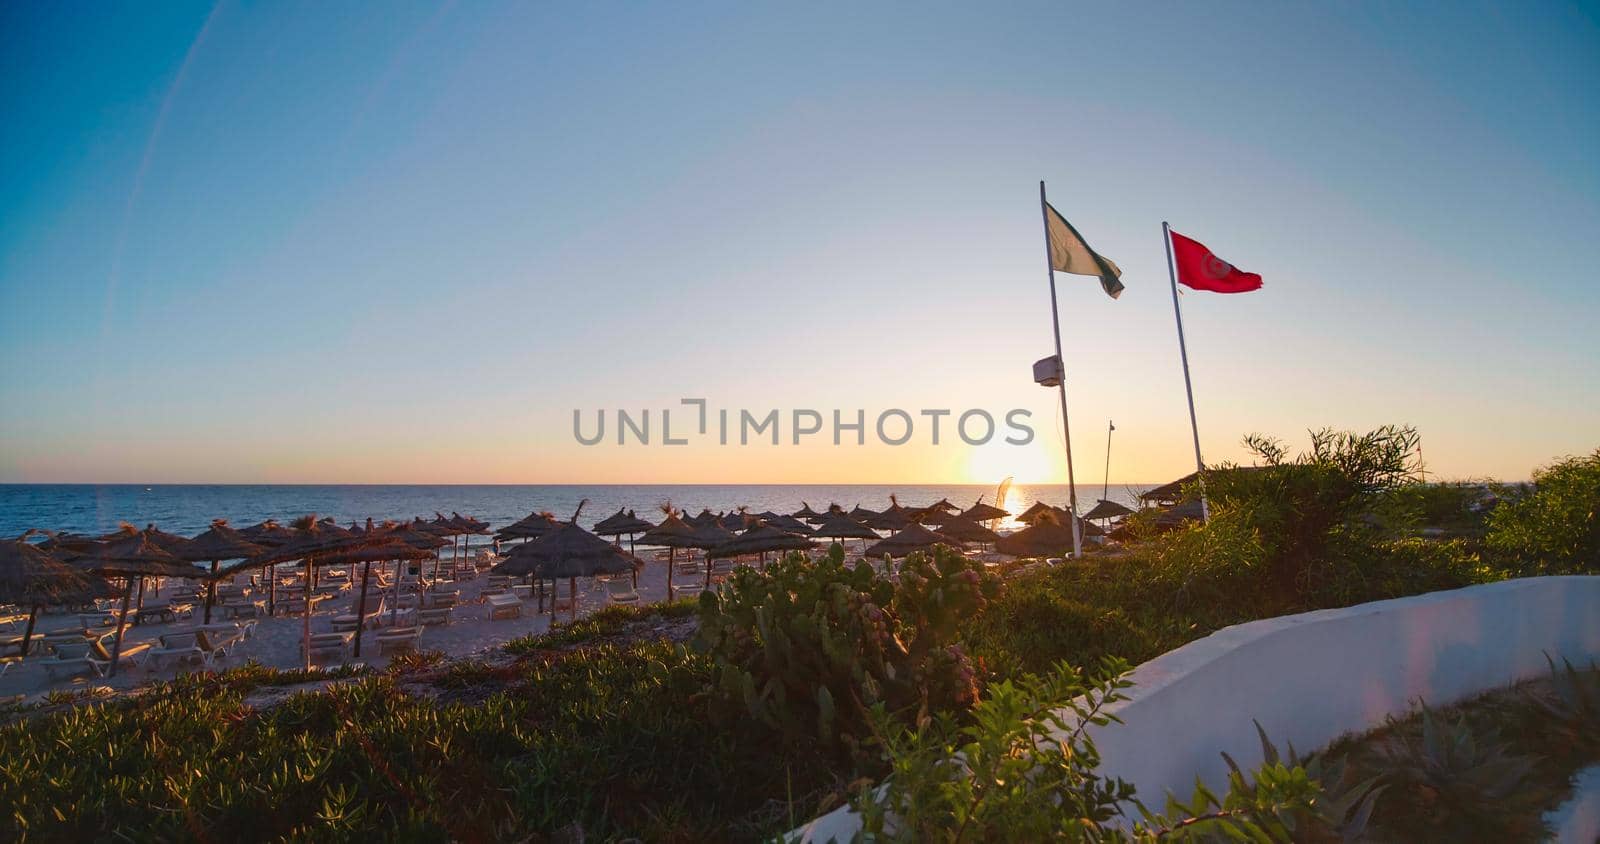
[1102,420,1113,504]
[1162,222,1210,522]
[1039,181,1083,557]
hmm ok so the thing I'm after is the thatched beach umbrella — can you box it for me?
[959,497,1010,523]
[593,510,655,587]
[762,513,815,534]
[1016,501,1059,524]
[1,536,114,656]
[177,520,264,624]
[446,513,491,576]
[932,516,1001,545]
[707,525,816,569]
[809,512,878,550]
[314,533,438,658]
[75,532,206,676]
[719,510,756,532]
[240,515,375,669]
[861,523,954,559]
[995,511,1084,558]
[496,511,559,543]
[848,504,880,522]
[639,510,697,600]
[791,502,822,522]
[686,521,736,588]
[493,520,639,622]
[1084,499,1135,522]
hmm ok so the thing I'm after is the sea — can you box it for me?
[0,483,1154,539]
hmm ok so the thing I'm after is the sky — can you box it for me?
[1,1,1597,485]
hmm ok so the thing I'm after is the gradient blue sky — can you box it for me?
[2,1,1597,484]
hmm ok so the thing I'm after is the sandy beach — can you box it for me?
[0,550,693,702]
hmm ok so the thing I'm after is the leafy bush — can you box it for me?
[697,544,997,768]
[856,661,1375,842]
[0,642,833,841]
[1485,449,1600,574]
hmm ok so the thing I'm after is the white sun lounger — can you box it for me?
[487,592,521,620]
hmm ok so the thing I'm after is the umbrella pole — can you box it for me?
[303,558,313,671]
[353,559,373,658]
[666,547,674,603]
[268,564,276,616]
[569,577,577,623]
[20,605,38,657]
[630,535,638,588]
[136,577,146,614]
[205,560,219,625]
[109,577,133,678]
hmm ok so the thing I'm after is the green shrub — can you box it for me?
[697,544,997,768]
[1485,449,1600,574]
[856,661,1374,842]
[0,643,832,842]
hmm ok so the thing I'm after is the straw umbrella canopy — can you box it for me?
[809,512,878,544]
[236,516,377,668]
[685,521,736,588]
[496,511,559,542]
[34,531,99,561]
[848,504,880,522]
[446,512,491,575]
[683,508,720,529]
[98,522,191,554]
[639,511,697,599]
[592,509,655,587]
[719,510,758,532]
[791,502,822,522]
[707,525,816,568]
[317,536,438,657]
[240,519,297,547]
[959,497,1010,523]
[1084,499,1135,522]
[862,507,912,532]
[177,520,264,624]
[932,516,1002,545]
[1016,501,1059,524]
[492,522,640,622]
[861,523,955,559]
[1,536,115,656]
[74,532,205,676]
[995,512,1085,558]
[762,513,815,534]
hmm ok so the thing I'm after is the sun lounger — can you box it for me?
[304,631,354,662]
[417,607,453,626]
[375,626,422,655]
[195,625,246,660]
[331,598,386,633]
[670,582,704,601]
[487,593,521,620]
[41,642,106,680]
[146,632,207,670]
[606,580,641,605]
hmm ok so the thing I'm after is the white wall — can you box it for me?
[794,576,1600,842]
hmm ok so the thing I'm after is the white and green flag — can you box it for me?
[1045,203,1124,299]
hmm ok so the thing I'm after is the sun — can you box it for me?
[962,442,1061,485]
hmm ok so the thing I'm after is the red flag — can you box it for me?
[1169,230,1262,293]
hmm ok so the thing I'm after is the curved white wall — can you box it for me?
[794,576,1600,842]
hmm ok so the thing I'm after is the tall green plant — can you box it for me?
[855,661,1377,842]
[1485,449,1600,574]
[696,544,997,767]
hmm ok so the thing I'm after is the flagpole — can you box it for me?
[1102,420,1113,504]
[1040,181,1083,557]
[1163,221,1210,522]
